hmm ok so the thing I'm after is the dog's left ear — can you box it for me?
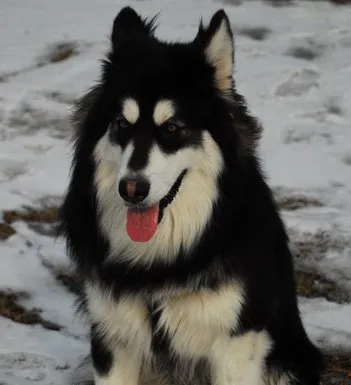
[197,10,234,93]
[111,7,156,50]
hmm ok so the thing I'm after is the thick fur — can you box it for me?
[60,7,323,385]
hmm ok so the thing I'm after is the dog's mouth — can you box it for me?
[126,170,187,243]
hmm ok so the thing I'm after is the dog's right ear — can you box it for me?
[196,10,234,94]
[111,7,156,50]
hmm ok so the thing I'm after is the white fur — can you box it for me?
[84,283,274,385]
[265,371,294,385]
[153,100,175,126]
[155,283,245,358]
[71,354,93,385]
[116,142,135,180]
[93,130,223,265]
[204,20,233,92]
[210,331,272,385]
[122,98,139,124]
[94,348,141,385]
[86,284,152,357]
[86,284,147,385]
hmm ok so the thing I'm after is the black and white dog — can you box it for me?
[60,7,323,385]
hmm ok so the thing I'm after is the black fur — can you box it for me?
[60,7,323,385]
[90,323,113,376]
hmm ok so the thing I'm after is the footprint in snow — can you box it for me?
[342,154,351,166]
[235,26,271,41]
[275,68,319,97]
[0,159,29,183]
[0,351,68,385]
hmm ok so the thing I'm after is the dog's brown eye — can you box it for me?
[113,116,131,131]
[163,120,184,135]
[167,123,179,133]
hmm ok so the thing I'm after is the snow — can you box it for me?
[1,0,351,384]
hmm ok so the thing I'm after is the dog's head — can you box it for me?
[69,7,261,260]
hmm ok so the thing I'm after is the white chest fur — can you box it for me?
[86,283,245,361]
[155,284,245,358]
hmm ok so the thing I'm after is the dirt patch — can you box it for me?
[38,41,80,65]
[286,46,321,60]
[291,229,348,261]
[3,206,58,224]
[277,195,323,211]
[0,223,16,240]
[289,228,351,304]
[1,205,59,240]
[236,26,271,41]
[55,272,82,296]
[1,202,79,296]
[296,270,349,304]
[324,97,343,116]
[323,351,351,385]
[0,290,61,331]
[39,255,82,296]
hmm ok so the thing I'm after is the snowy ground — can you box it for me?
[0,0,351,384]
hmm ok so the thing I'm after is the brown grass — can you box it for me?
[291,229,349,262]
[323,352,351,385]
[38,41,80,65]
[296,271,349,304]
[277,195,323,211]
[0,290,61,331]
[55,272,82,296]
[3,206,58,224]
[0,223,16,240]
[0,205,59,240]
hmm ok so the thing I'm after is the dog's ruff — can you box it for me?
[60,6,324,385]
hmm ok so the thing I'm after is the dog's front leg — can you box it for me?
[210,331,272,385]
[91,325,141,385]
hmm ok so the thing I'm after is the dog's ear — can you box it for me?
[111,7,156,49]
[197,10,234,93]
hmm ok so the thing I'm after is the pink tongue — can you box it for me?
[126,204,159,242]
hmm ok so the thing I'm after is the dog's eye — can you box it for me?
[163,120,183,135]
[111,116,131,131]
[167,123,179,133]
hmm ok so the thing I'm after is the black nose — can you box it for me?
[118,177,150,204]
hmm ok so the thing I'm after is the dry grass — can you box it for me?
[38,41,80,64]
[296,271,349,304]
[3,206,58,224]
[277,195,323,211]
[323,352,351,385]
[0,205,59,241]
[55,271,82,296]
[0,290,61,331]
[0,223,16,240]
[291,229,349,261]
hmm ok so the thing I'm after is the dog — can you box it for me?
[60,7,324,385]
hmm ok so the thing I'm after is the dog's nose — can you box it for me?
[118,177,150,204]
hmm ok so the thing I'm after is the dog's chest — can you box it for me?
[86,284,244,359]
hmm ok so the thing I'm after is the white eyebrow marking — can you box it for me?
[122,98,139,124]
[153,100,176,126]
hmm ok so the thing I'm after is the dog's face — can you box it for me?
[85,7,243,257]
